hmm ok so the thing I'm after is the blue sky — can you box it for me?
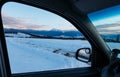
[88,5,120,34]
[88,5,120,26]
[88,5,120,22]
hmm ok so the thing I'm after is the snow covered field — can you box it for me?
[5,33,120,74]
[107,42,120,50]
[6,37,91,74]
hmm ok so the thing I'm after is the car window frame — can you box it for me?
[2,1,92,73]
[0,0,111,77]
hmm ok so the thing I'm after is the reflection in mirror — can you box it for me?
[76,48,91,64]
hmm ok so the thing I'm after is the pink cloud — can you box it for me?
[1,13,51,30]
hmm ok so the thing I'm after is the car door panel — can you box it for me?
[12,67,100,77]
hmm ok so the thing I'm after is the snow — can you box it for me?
[5,32,31,38]
[5,32,120,74]
[6,37,91,74]
[107,42,120,50]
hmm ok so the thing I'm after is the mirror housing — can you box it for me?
[111,49,120,60]
[75,48,91,64]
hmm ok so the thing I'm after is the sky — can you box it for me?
[1,2,120,34]
[1,2,76,31]
[88,5,120,34]
[88,4,120,26]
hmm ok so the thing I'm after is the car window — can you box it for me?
[1,2,91,74]
[88,5,120,56]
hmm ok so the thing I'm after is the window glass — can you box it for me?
[88,5,120,57]
[2,2,91,74]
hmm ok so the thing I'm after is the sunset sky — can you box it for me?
[2,2,76,30]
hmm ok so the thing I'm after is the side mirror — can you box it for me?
[75,48,91,64]
[111,49,120,60]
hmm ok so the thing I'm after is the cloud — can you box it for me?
[96,22,120,34]
[1,13,51,30]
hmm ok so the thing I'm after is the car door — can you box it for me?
[0,0,111,77]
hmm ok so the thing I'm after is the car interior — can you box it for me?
[0,0,120,77]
